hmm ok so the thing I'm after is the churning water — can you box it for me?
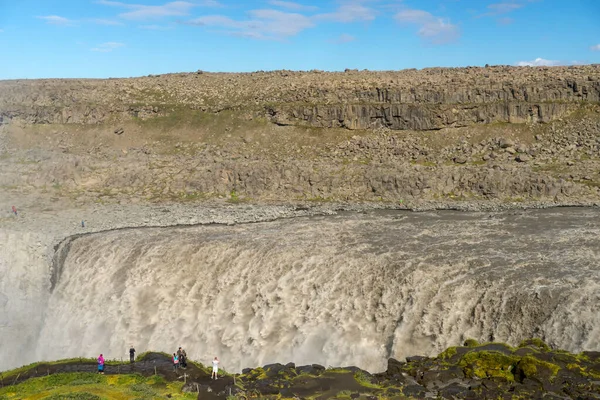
[2,209,600,372]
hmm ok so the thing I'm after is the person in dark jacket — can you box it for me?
[129,345,136,363]
[177,347,187,368]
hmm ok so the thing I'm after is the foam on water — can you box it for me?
[2,209,600,372]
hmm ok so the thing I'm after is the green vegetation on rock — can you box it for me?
[2,341,600,399]
[458,351,518,380]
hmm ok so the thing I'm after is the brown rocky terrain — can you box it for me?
[1,65,600,207]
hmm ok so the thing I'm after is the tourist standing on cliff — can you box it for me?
[212,356,219,380]
[97,354,105,374]
[11,206,17,216]
[129,345,135,363]
[172,353,179,370]
[177,347,187,368]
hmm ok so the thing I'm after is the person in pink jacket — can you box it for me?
[97,354,105,374]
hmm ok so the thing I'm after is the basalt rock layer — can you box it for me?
[1,66,600,206]
[1,65,599,129]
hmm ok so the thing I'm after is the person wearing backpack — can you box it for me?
[172,353,179,371]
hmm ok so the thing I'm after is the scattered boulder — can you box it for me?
[454,156,468,164]
[386,358,405,376]
[500,138,515,148]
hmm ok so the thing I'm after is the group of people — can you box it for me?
[172,347,188,369]
[172,349,219,379]
[97,346,220,380]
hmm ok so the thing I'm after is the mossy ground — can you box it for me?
[1,341,599,399]
[0,373,195,400]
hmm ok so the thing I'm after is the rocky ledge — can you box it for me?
[2,340,600,399]
[1,65,599,130]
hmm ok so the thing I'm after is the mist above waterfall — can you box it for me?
[2,209,600,372]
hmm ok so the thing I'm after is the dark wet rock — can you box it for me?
[421,367,465,389]
[295,364,325,376]
[402,383,427,397]
[438,382,470,398]
[406,355,428,363]
[386,358,405,377]
[583,351,600,362]
[514,347,538,357]
[263,363,287,377]
[253,379,281,395]
[311,363,325,371]
[519,338,551,351]
[473,343,515,355]
[6,342,600,399]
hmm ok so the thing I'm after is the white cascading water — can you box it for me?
[2,209,600,372]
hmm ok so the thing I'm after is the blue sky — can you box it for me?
[0,0,599,79]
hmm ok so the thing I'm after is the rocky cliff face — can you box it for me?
[1,65,600,207]
[1,65,599,130]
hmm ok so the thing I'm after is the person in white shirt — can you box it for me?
[212,356,219,380]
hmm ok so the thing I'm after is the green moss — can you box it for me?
[0,372,198,400]
[410,160,437,167]
[470,160,487,166]
[517,355,560,381]
[463,339,480,347]
[0,359,98,381]
[438,347,458,360]
[135,351,172,361]
[353,371,381,389]
[45,393,101,400]
[458,351,518,381]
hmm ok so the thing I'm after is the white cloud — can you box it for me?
[395,8,459,44]
[36,15,75,26]
[89,18,124,26]
[487,2,524,15]
[516,58,561,67]
[187,1,376,41]
[188,9,314,40]
[268,0,318,12]
[315,3,375,23]
[591,44,600,51]
[91,42,125,52]
[139,24,173,30]
[333,33,356,43]
[497,17,514,25]
[97,0,219,20]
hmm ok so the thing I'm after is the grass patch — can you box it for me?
[458,351,518,381]
[353,371,381,389]
[0,372,197,400]
[437,347,457,360]
[517,355,560,381]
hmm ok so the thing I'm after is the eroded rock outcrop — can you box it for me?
[1,65,599,130]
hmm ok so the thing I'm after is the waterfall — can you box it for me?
[2,209,600,372]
